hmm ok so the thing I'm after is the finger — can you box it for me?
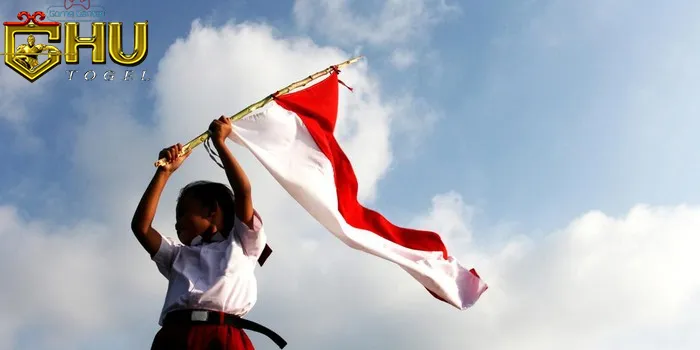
[178,146,189,158]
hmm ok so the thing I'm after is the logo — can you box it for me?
[2,10,148,82]
[45,0,107,22]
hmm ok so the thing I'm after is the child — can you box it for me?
[131,116,285,350]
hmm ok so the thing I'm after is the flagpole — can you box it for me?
[154,56,364,167]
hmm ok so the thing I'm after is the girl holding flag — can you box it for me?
[131,116,285,350]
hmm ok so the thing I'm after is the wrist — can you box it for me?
[212,138,227,148]
[156,167,173,177]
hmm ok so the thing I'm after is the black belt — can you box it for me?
[163,309,287,349]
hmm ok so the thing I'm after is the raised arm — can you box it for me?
[209,116,254,228]
[131,144,191,256]
[36,44,60,53]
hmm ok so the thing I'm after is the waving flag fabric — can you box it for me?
[227,72,487,309]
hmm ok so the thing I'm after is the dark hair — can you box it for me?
[177,181,235,235]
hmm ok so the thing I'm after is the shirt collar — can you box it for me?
[190,232,225,246]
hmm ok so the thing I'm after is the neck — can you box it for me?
[199,226,218,242]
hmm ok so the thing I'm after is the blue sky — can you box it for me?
[5,0,699,232]
[1,0,700,349]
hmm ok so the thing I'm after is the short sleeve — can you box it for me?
[151,235,181,279]
[235,210,267,259]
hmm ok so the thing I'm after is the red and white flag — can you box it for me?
[227,72,487,309]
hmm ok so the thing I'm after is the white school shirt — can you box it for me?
[152,210,266,326]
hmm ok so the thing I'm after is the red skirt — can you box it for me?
[151,323,255,350]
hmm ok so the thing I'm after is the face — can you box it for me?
[28,36,35,46]
[175,195,216,245]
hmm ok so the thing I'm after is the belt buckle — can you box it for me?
[191,310,209,322]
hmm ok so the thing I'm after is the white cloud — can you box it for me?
[3,186,700,349]
[358,194,700,350]
[293,0,458,47]
[411,191,474,246]
[0,205,166,350]
[389,48,417,69]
